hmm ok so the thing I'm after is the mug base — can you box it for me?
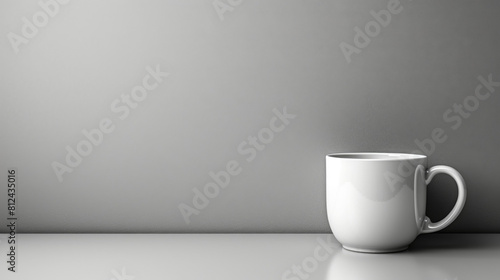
[342,245,408,254]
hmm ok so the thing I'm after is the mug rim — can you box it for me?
[326,152,427,161]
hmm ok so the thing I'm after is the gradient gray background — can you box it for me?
[0,0,499,233]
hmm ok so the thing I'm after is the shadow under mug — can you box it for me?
[326,152,466,253]
[327,248,454,280]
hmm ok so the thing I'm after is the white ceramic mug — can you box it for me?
[326,152,466,253]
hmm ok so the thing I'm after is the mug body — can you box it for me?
[326,153,427,253]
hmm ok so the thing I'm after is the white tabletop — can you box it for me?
[1,233,498,279]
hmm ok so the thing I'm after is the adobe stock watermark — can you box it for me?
[212,0,244,21]
[51,65,170,183]
[339,0,412,64]
[282,235,340,280]
[7,0,71,54]
[178,106,296,224]
[110,267,135,280]
[385,73,499,186]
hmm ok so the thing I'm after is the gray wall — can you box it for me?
[0,0,499,233]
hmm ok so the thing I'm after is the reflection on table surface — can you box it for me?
[0,233,498,279]
[328,247,453,280]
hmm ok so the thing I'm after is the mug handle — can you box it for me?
[420,165,467,234]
